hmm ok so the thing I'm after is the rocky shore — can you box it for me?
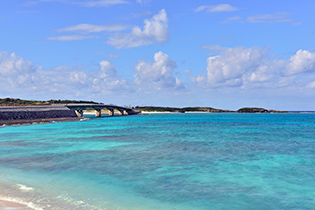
[0,105,80,126]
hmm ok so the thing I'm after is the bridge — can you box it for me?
[65,104,141,117]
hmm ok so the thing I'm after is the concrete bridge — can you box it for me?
[66,104,141,117]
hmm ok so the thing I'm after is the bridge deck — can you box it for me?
[65,104,140,116]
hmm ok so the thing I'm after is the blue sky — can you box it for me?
[1,0,315,110]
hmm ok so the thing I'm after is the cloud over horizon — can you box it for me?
[0,50,184,100]
[194,46,315,90]
[0,52,37,91]
[1,48,315,109]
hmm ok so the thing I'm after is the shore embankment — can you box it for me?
[0,105,81,126]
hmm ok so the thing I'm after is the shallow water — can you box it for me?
[0,113,315,209]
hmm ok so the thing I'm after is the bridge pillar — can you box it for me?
[95,109,101,117]
[118,110,124,116]
[75,110,84,117]
[108,109,114,116]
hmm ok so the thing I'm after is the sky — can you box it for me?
[0,0,315,110]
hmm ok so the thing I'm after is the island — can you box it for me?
[0,98,289,126]
[236,107,287,113]
[135,106,234,113]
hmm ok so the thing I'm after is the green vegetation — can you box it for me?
[136,106,287,113]
[237,107,268,113]
[135,106,233,113]
[0,98,99,106]
[237,107,287,113]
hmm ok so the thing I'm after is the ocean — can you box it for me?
[0,113,314,210]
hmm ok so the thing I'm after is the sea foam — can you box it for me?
[17,184,34,192]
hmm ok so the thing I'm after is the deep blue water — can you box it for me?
[0,113,315,210]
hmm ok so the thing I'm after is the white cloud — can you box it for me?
[194,46,315,90]
[25,0,128,7]
[248,62,279,82]
[222,16,243,23]
[47,35,99,41]
[136,0,151,5]
[284,50,315,76]
[0,50,184,99]
[75,0,128,7]
[25,0,68,6]
[0,52,36,90]
[204,46,267,85]
[50,24,126,42]
[56,24,127,33]
[247,12,300,24]
[308,81,315,88]
[195,4,238,13]
[106,9,168,48]
[0,51,129,98]
[134,51,184,90]
[222,13,301,25]
[99,60,117,77]
[194,46,282,88]
[1,50,315,109]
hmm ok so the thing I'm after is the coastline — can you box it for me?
[0,117,85,127]
[141,111,231,114]
[0,199,35,210]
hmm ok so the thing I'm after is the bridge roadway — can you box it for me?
[65,104,141,117]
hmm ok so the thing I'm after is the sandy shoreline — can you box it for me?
[0,200,34,210]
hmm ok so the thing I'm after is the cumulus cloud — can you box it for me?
[0,51,129,98]
[284,49,315,76]
[106,9,168,48]
[47,35,99,41]
[99,60,117,77]
[0,52,36,90]
[56,24,127,33]
[194,46,315,89]
[195,4,238,13]
[204,46,268,85]
[0,50,185,100]
[134,51,184,90]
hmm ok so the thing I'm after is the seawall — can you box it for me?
[0,105,79,124]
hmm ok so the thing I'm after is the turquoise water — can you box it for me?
[0,113,315,209]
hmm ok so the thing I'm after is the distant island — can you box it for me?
[135,106,233,113]
[0,98,287,113]
[236,107,287,113]
[135,106,287,113]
